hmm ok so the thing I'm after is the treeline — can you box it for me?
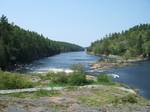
[0,15,83,70]
[87,24,150,59]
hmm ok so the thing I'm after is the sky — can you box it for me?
[0,0,150,47]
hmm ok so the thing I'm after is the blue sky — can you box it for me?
[0,0,150,47]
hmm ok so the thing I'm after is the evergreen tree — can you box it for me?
[88,24,150,58]
[0,15,83,70]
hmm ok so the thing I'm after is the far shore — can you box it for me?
[89,53,149,70]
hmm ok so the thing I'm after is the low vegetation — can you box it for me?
[40,72,121,88]
[3,90,60,99]
[41,65,114,86]
[41,71,93,86]
[78,87,148,107]
[112,94,138,104]
[0,85,149,112]
[96,73,113,84]
[0,71,34,89]
[0,64,118,90]
[0,64,149,111]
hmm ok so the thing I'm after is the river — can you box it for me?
[19,51,150,99]
[18,51,100,73]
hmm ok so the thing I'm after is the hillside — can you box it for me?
[0,15,84,70]
[87,24,150,59]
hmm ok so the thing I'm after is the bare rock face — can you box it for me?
[0,86,150,112]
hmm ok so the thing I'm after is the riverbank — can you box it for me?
[0,85,149,112]
[0,70,150,112]
[90,54,148,70]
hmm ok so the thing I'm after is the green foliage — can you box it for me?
[143,41,150,57]
[39,65,115,87]
[0,15,83,70]
[87,24,150,58]
[0,71,34,89]
[97,74,112,83]
[0,41,7,67]
[48,72,68,85]
[68,72,87,86]
[34,90,59,97]
[5,90,60,98]
[113,94,138,104]
[123,50,132,60]
[42,65,92,86]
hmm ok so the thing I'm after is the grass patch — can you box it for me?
[34,90,60,97]
[77,86,148,107]
[4,90,61,99]
[0,71,34,89]
[112,94,138,104]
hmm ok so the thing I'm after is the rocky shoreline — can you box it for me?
[90,54,148,70]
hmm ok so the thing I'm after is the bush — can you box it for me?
[97,74,112,83]
[0,71,34,89]
[68,64,92,86]
[44,72,68,85]
[68,72,87,86]
[45,71,91,86]
[45,64,92,86]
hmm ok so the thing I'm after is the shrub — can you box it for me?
[97,74,112,83]
[47,71,92,86]
[47,72,68,85]
[45,64,92,86]
[68,72,87,86]
[0,71,34,89]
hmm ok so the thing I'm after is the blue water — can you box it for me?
[20,51,150,99]
[106,61,150,99]
[20,51,100,73]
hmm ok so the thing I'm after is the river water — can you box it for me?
[19,51,100,73]
[19,51,150,99]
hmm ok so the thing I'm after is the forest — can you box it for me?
[87,24,150,59]
[0,15,84,70]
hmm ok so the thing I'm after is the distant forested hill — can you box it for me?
[87,24,150,59]
[0,15,83,70]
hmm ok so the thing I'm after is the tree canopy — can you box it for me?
[0,15,84,70]
[87,24,150,59]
